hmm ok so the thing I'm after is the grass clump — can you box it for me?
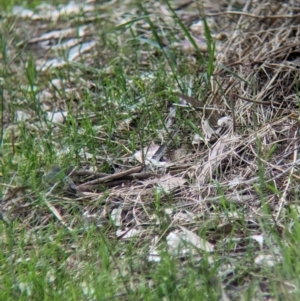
[1,0,300,300]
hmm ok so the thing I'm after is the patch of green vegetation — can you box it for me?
[1,0,300,300]
[0,0,71,11]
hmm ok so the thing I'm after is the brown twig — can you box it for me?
[233,93,281,106]
[73,170,109,177]
[229,90,236,132]
[76,166,143,188]
[206,11,300,19]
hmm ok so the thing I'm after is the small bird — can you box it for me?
[43,166,77,195]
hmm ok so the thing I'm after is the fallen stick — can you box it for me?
[76,165,143,188]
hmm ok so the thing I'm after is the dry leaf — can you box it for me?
[134,143,161,164]
[179,226,214,252]
[29,27,87,44]
[254,254,280,267]
[68,41,96,61]
[197,134,240,185]
[173,211,194,223]
[116,228,141,239]
[47,111,67,124]
[202,119,216,140]
[82,212,108,229]
[110,207,122,226]
[156,175,186,192]
[228,176,243,188]
[192,133,202,145]
[167,226,214,256]
[148,236,161,262]
[251,234,264,250]
[15,110,31,122]
[217,116,233,127]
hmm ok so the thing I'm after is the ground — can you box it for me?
[1,0,300,300]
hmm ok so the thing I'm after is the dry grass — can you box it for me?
[1,0,300,299]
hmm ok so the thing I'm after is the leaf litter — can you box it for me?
[1,0,300,299]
